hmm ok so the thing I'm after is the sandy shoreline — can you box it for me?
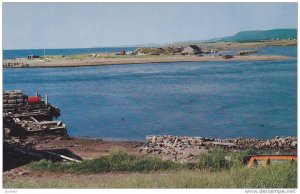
[3,55,293,68]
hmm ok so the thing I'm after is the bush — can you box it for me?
[30,149,180,173]
[197,148,232,170]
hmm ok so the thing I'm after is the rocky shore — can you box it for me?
[140,135,297,162]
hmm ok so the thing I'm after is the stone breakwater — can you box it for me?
[140,135,297,162]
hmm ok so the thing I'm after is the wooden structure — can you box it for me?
[246,155,297,167]
[3,90,67,136]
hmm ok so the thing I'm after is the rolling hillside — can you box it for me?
[217,29,297,42]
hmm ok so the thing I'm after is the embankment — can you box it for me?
[3,55,292,68]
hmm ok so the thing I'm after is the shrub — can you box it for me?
[197,148,232,170]
[30,149,180,173]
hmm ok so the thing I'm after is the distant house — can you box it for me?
[116,49,126,55]
[181,45,202,55]
[27,55,41,60]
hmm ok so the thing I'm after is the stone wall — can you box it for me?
[140,135,297,162]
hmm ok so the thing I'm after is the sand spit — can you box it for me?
[3,55,292,68]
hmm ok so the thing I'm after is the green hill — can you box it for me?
[217,29,297,42]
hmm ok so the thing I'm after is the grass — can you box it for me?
[29,149,182,173]
[4,163,296,188]
[4,148,297,188]
[55,53,168,60]
[229,163,297,188]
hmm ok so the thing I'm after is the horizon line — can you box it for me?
[3,27,297,51]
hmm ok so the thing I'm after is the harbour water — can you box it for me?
[3,46,297,140]
[3,47,137,60]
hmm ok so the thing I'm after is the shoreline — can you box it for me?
[4,135,297,188]
[5,135,297,161]
[3,55,293,68]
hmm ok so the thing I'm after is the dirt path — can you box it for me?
[33,138,143,159]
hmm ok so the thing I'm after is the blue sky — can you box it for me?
[3,3,298,49]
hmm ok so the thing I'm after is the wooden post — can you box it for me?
[45,93,48,105]
[44,151,82,163]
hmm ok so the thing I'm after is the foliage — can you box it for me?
[5,163,297,188]
[9,148,296,188]
[230,163,297,188]
[196,147,233,170]
[30,149,180,173]
[219,29,297,42]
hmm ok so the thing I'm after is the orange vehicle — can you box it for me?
[245,155,297,167]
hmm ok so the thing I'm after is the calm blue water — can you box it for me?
[3,46,297,140]
[3,47,137,60]
[219,46,297,57]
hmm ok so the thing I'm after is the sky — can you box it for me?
[2,2,298,50]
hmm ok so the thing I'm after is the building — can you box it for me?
[181,45,202,55]
[27,55,41,60]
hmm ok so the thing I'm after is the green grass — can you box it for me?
[4,163,296,188]
[28,148,291,173]
[57,53,168,60]
[230,163,297,188]
[197,147,233,170]
[29,149,182,173]
[5,148,296,188]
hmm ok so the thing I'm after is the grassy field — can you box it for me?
[4,164,296,188]
[47,53,166,61]
[3,149,297,188]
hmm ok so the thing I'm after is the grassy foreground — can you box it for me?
[3,149,297,188]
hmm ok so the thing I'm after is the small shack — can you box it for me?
[181,45,202,55]
[117,49,126,55]
[27,55,41,60]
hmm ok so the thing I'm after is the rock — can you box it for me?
[4,128,11,136]
[271,139,276,144]
[140,135,297,162]
[291,141,297,148]
[55,137,63,140]
[203,141,212,146]
[18,171,30,176]
[237,50,258,56]
[265,140,271,147]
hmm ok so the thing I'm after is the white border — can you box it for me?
[0,1,299,194]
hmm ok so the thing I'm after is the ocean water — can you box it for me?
[219,46,297,57]
[3,46,297,140]
[3,47,137,60]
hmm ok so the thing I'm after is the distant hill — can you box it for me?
[216,29,297,42]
